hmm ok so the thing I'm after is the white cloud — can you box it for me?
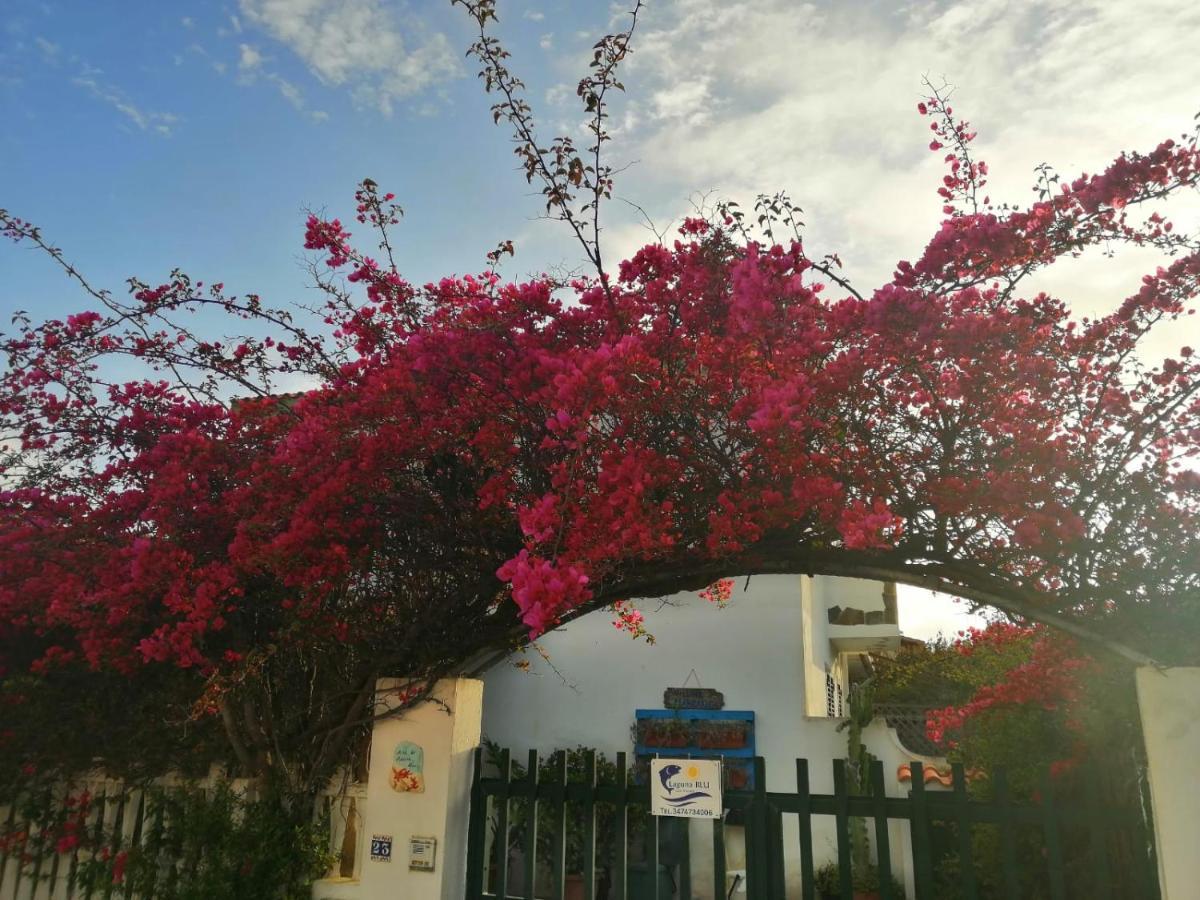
[610,0,1200,360]
[226,33,331,124]
[33,36,59,61]
[271,73,301,106]
[523,9,545,21]
[238,42,264,73]
[234,41,330,124]
[72,75,179,136]
[266,72,327,122]
[181,16,194,28]
[539,33,553,51]
[218,14,244,38]
[237,0,458,115]
[648,77,714,126]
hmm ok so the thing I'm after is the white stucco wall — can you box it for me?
[1136,667,1200,900]
[482,575,823,758]
[479,575,918,896]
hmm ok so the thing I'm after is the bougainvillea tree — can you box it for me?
[873,623,1153,900]
[920,623,1093,778]
[2,0,1199,795]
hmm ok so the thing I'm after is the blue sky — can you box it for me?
[3,0,1199,638]
[5,0,1200,335]
[2,1,618,325]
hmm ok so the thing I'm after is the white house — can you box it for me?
[479,574,938,898]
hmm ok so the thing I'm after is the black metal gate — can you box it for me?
[465,747,1160,900]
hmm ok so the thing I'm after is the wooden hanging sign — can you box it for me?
[663,687,724,709]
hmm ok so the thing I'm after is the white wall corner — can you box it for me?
[351,677,483,900]
[1136,666,1200,900]
[799,575,826,717]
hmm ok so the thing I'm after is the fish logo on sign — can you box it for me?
[658,763,713,808]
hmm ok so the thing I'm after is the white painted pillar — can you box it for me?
[353,677,483,900]
[1136,666,1200,900]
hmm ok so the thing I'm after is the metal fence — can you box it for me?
[0,773,361,899]
[466,747,1160,900]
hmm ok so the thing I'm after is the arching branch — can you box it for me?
[556,548,1167,670]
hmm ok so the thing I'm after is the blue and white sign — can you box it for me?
[370,834,393,862]
[650,758,723,818]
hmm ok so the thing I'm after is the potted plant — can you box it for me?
[725,764,750,790]
[695,720,748,749]
[637,718,691,748]
[813,861,906,900]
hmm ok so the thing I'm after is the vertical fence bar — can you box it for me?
[767,804,785,900]
[494,749,513,899]
[951,763,978,900]
[0,800,15,890]
[465,747,487,900]
[745,757,768,900]
[47,793,64,899]
[524,750,540,900]
[1039,771,1067,900]
[142,794,166,900]
[833,760,853,900]
[16,823,28,900]
[742,778,757,899]
[652,806,662,900]
[1084,769,1113,900]
[83,788,107,900]
[992,769,1020,900]
[11,813,28,900]
[870,761,894,900]
[550,750,568,900]
[181,790,203,890]
[610,752,626,900]
[582,750,597,900]
[121,790,146,900]
[102,792,127,900]
[68,787,91,897]
[712,818,726,900]
[29,789,51,898]
[162,790,181,899]
[796,759,815,900]
[908,762,934,900]
[679,814,692,900]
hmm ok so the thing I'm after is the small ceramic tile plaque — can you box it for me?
[391,740,425,792]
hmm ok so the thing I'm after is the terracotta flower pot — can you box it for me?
[639,721,691,747]
[564,873,586,900]
[696,724,747,748]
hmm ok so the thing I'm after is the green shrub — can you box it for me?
[813,860,907,897]
[69,781,334,900]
